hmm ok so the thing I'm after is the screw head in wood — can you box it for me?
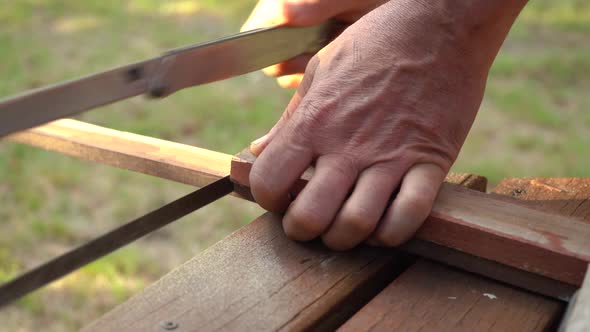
[512,188,526,196]
[160,320,179,330]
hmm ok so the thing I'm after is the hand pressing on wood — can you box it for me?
[245,0,529,250]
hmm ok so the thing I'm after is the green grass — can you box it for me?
[1,1,589,330]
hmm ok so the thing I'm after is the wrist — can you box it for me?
[371,0,528,75]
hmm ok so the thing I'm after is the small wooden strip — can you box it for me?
[423,184,589,286]
[560,265,590,332]
[338,260,563,332]
[231,151,590,286]
[7,119,231,187]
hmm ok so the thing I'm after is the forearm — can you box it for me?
[448,0,529,70]
[366,0,529,76]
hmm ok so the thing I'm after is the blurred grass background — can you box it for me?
[0,0,588,330]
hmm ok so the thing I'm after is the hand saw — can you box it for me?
[0,22,338,307]
[0,21,338,137]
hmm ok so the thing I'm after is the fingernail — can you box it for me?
[277,75,302,88]
[251,135,267,146]
[250,135,268,156]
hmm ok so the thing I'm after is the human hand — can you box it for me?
[248,0,527,250]
[241,0,386,88]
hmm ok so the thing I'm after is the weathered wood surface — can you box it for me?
[7,119,231,187]
[232,151,590,286]
[84,172,484,331]
[83,212,412,332]
[340,177,590,332]
[338,260,563,332]
[492,178,590,221]
[401,240,576,300]
[560,265,590,332]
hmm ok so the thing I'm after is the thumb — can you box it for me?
[250,62,317,156]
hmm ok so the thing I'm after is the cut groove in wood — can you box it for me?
[7,119,232,188]
[231,150,590,286]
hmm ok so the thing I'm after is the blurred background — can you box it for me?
[0,0,588,330]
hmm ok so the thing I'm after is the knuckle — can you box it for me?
[250,168,282,211]
[340,209,375,235]
[402,186,434,213]
[322,156,359,184]
[284,207,327,241]
[305,55,320,73]
[375,232,407,247]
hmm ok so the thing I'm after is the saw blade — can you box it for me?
[0,176,234,308]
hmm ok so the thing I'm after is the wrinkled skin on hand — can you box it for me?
[244,0,522,250]
[242,0,387,87]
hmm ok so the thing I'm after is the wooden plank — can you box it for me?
[560,265,590,332]
[7,119,231,188]
[340,177,590,332]
[401,240,576,300]
[83,212,413,332]
[231,151,590,286]
[492,178,590,221]
[84,170,485,331]
[338,260,563,332]
[236,150,573,298]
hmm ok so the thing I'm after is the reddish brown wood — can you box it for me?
[85,168,486,331]
[8,119,232,187]
[401,240,576,300]
[341,178,590,332]
[421,184,589,286]
[231,151,590,286]
[492,178,590,222]
[338,260,563,332]
[83,213,412,332]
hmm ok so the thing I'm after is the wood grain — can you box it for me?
[400,240,576,300]
[7,119,231,188]
[84,170,486,331]
[338,260,563,332]
[340,177,590,332]
[231,151,590,286]
[83,212,413,332]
